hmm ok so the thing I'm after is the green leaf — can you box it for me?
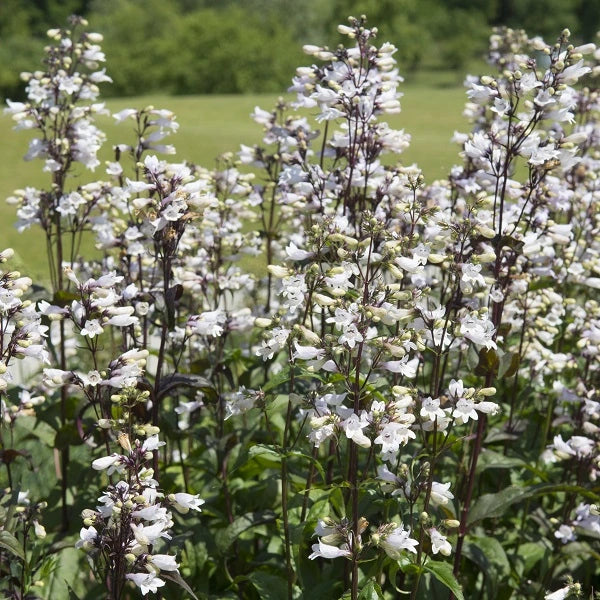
[468,535,510,581]
[247,444,281,468]
[464,539,496,598]
[53,290,79,307]
[527,276,554,292]
[54,423,83,450]
[387,561,408,593]
[483,428,520,444]
[515,542,545,576]
[158,373,211,400]
[474,348,499,377]
[20,417,55,446]
[468,486,530,526]
[498,352,520,378]
[0,530,25,560]
[466,344,480,371]
[423,560,464,600]
[495,234,524,254]
[247,571,290,599]
[476,449,526,472]
[262,366,323,393]
[288,449,326,484]
[262,366,291,393]
[358,580,384,599]
[162,570,200,599]
[66,584,84,600]
[468,483,599,527]
[216,511,276,554]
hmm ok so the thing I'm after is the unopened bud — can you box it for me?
[254,318,272,328]
[478,387,496,397]
[267,265,290,278]
[443,519,460,529]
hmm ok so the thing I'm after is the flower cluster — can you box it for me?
[79,426,203,596]
[4,13,600,600]
[0,249,48,422]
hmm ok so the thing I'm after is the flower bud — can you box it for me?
[254,318,272,328]
[267,265,290,278]
[428,253,446,264]
[33,520,46,539]
[313,293,336,307]
[444,519,460,529]
[478,387,496,397]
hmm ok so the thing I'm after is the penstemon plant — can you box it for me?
[1,11,600,600]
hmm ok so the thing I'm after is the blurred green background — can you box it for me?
[1,0,599,280]
[2,0,599,100]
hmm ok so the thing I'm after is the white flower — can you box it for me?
[285,242,313,261]
[149,554,179,571]
[168,492,205,514]
[374,421,416,456]
[551,435,576,459]
[475,401,500,415]
[453,398,478,424]
[558,59,590,85]
[430,482,454,506]
[460,315,497,349]
[113,108,138,122]
[381,356,419,378]
[315,519,338,537]
[448,379,464,399]
[420,397,445,422]
[342,413,371,448]
[429,528,452,555]
[379,525,418,558]
[308,539,351,560]
[91,454,122,473]
[144,154,161,173]
[460,263,486,293]
[132,504,169,522]
[554,524,575,544]
[75,525,97,549]
[293,342,325,361]
[131,521,171,546]
[142,434,166,452]
[338,324,363,349]
[80,370,102,387]
[545,586,571,600]
[42,368,72,387]
[80,319,104,338]
[126,572,166,595]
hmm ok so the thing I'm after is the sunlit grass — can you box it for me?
[0,86,468,280]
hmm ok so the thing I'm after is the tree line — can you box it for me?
[1,0,599,99]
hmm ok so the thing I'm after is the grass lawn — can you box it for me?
[0,85,468,281]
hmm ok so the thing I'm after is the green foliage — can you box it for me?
[88,0,179,97]
[165,7,304,94]
[2,0,600,99]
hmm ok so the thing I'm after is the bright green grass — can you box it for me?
[0,86,468,280]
